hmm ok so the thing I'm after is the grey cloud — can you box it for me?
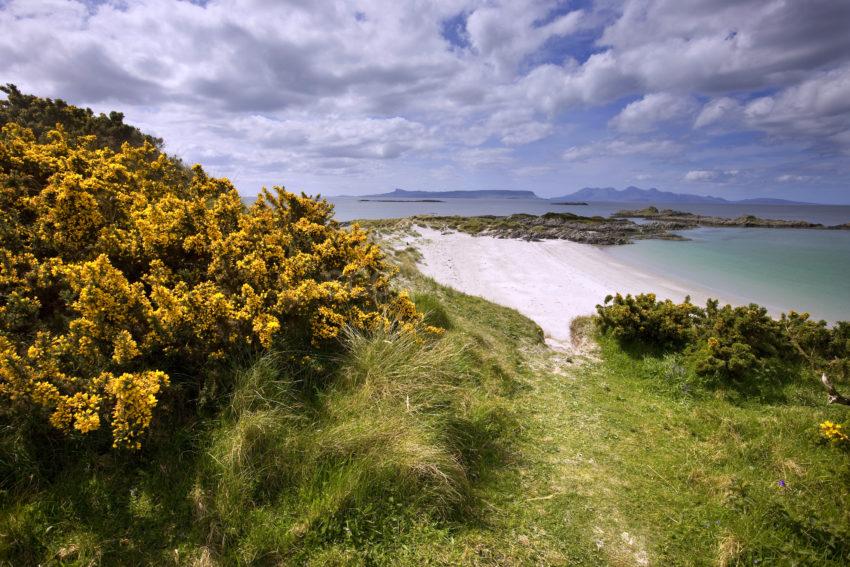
[47,45,166,104]
[187,24,347,111]
[693,65,850,151]
[2,0,849,196]
[684,169,738,183]
[526,0,850,115]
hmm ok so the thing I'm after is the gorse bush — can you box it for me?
[782,312,850,382]
[1,83,162,151]
[687,300,786,382]
[0,123,419,448]
[596,293,700,349]
[597,294,848,386]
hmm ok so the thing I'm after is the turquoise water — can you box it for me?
[604,227,850,321]
[323,197,850,321]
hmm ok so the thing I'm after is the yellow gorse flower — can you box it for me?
[820,420,850,445]
[0,124,420,448]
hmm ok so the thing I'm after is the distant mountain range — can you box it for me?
[551,186,812,205]
[356,186,814,205]
[361,188,538,199]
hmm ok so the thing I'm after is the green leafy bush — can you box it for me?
[782,312,850,382]
[596,293,700,349]
[597,294,848,387]
[687,300,786,382]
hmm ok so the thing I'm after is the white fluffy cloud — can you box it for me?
[693,65,850,150]
[684,169,738,183]
[777,174,812,183]
[467,2,584,76]
[1,0,849,197]
[610,93,697,133]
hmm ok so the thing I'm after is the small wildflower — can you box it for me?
[820,420,850,446]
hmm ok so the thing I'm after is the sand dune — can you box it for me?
[411,227,722,349]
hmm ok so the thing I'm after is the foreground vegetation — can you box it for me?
[4,275,849,565]
[0,108,421,449]
[2,89,849,565]
[597,293,850,389]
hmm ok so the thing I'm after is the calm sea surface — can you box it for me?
[325,197,850,321]
[605,227,850,322]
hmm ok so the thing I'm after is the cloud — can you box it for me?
[599,0,850,93]
[467,3,584,76]
[516,51,639,114]
[684,169,738,183]
[1,0,849,198]
[227,114,437,160]
[512,164,555,177]
[517,0,850,131]
[564,139,683,161]
[693,65,850,150]
[694,97,741,129]
[776,174,812,183]
[743,66,850,146]
[455,147,514,168]
[610,92,697,133]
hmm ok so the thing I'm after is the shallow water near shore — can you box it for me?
[325,197,850,321]
[604,227,850,321]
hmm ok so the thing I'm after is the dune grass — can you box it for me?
[2,254,849,565]
[0,267,543,565]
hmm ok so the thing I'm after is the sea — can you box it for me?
[327,197,850,322]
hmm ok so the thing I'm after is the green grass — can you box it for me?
[2,263,849,565]
[558,333,850,565]
[0,267,544,565]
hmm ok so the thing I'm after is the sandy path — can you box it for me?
[411,227,721,349]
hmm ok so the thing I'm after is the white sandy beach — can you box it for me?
[410,227,724,349]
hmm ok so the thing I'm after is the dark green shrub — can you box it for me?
[597,294,849,389]
[687,301,785,382]
[783,312,850,385]
[596,293,700,349]
[1,84,162,151]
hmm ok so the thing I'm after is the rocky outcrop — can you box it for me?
[407,212,684,245]
[611,206,845,229]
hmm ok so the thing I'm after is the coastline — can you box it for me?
[409,227,726,348]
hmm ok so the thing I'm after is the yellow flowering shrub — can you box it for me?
[0,123,419,448]
[820,421,850,447]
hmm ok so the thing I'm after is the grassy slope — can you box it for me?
[522,331,850,565]
[2,247,849,565]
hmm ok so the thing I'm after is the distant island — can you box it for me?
[359,188,540,199]
[346,186,821,205]
[551,186,814,205]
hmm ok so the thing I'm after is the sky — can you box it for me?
[2,0,850,202]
